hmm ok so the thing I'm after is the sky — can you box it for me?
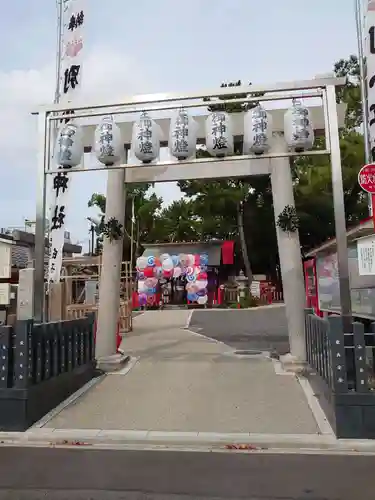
[0,0,362,250]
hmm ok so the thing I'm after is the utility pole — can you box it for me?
[355,0,373,215]
[55,0,64,105]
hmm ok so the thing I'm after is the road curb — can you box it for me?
[1,429,375,454]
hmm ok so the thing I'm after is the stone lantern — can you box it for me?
[236,271,248,299]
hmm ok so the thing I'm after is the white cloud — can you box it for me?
[0,45,180,243]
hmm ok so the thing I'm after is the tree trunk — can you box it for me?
[237,203,253,285]
[135,219,140,259]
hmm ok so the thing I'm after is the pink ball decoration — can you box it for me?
[173,266,182,278]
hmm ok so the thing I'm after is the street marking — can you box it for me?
[184,310,193,329]
[182,327,231,349]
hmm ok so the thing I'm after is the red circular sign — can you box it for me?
[358,164,375,193]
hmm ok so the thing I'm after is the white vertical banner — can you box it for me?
[61,0,84,98]
[365,0,375,160]
[48,0,85,284]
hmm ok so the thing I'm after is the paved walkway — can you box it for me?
[189,305,290,355]
[43,310,319,434]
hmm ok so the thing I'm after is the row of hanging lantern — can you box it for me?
[54,100,315,168]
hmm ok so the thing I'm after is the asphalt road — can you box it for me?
[0,446,373,499]
[189,307,290,355]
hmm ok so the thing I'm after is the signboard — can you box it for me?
[316,253,340,312]
[0,283,10,305]
[357,234,375,275]
[0,240,12,279]
[17,268,35,320]
[250,280,260,298]
[358,164,375,193]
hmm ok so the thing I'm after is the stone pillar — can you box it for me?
[270,132,306,368]
[96,168,127,371]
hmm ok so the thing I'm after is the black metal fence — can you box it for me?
[0,314,96,431]
[305,309,375,438]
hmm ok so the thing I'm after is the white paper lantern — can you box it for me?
[160,253,170,262]
[196,279,208,290]
[55,122,83,168]
[243,105,272,155]
[169,109,197,160]
[94,116,123,166]
[197,295,208,305]
[132,112,160,163]
[205,112,234,157]
[136,256,148,271]
[284,100,314,152]
[138,280,147,293]
[162,257,174,271]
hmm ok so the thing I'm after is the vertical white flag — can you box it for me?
[48,0,85,284]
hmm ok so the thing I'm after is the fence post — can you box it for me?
[43,323,52,381]
[34,324,43,383]
[0,326,13,388]
[327,316,348,393]
[87,313,96,361]
[353,322,369,392]
[13,320,34,388]
[50,322,60,377]
[57,320,67,373]
[370,323,375,386]
[304,309,313,365]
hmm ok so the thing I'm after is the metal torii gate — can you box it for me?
[33,76,349,370]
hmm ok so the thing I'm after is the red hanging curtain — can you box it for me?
[221,240,234,265]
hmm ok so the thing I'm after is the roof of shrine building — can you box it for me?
[304,218,374,258]
[0,230,82,269]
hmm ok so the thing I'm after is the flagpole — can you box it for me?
[355,0,373,214]
[55,0,64,105]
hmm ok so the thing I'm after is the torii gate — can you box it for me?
[32,76,348,371]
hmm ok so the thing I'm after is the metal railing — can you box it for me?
[305,309,375,393]
[0,314,95,389]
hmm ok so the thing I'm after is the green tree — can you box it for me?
[88,183,163,263]
[334,54,362,130]
[153,199,201,243]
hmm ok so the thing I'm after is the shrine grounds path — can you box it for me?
[188,305,290,355]
[40,308,319,434]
